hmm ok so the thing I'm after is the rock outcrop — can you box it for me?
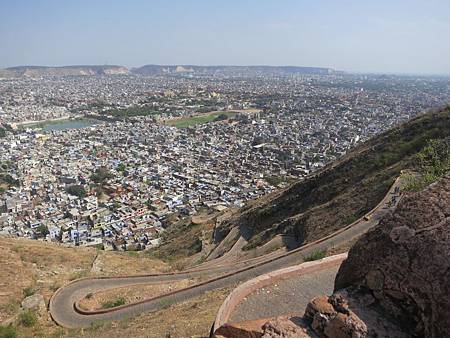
[305,172,450,338]
[21,293,46,315]
[260,317,315,338]
[214,316,315,338]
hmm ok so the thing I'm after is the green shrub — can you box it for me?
[69,270,86,281]
[95,243,105,250]
[304,250,326,262]
[89,320,105,330]
[405,139,450,191]
[23,287,35,297]
[188,238,202,254]
[101,297,126,309]
[18,310,37,327]
[344,215,358,225]
[0,325,17,338]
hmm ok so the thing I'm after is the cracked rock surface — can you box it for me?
[326,172,450,338]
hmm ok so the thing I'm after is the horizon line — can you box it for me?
[2,64,450,77]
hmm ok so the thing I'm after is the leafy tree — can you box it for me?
[417,139,450,177]
[251,135,266,146]
[1,174,19,186]
[36,224,49,237]
[0,128,6,138]
[213,113,229,122]
[66,185,86,198]
[90,168,113,184]
[117,163,126,172]
[111,201,121,211]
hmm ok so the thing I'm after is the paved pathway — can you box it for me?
[50,176,404,328]
[229,265,339,323]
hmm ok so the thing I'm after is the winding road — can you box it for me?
[49,176,404,328]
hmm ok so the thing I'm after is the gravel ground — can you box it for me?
[229,265,340,323]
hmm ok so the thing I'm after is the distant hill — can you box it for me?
[131,64,335,76]
[0,64,335,77]
[0,69,17,78]
[2,65,129,77]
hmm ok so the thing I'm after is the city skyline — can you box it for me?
[1,0,450,75]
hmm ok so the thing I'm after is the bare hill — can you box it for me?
[131,64,334,76]
[3,65,129,77]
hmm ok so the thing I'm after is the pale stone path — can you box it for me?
[229,265,340,323]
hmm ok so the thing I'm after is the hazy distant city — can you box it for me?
[1,69,449,250]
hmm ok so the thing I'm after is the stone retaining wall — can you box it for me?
[212,253,348,333]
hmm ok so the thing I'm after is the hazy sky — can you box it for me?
[1,0,450,74]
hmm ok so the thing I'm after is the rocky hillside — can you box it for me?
[0,69,16,78]
[2,65,129,77]
[305,171,450,338]
[210,107,450,254]
[0,64,334,77]
[131,65,334,76]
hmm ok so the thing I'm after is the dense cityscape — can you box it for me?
[1,72,449,250]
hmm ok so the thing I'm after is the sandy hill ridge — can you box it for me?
[2,65,129,77]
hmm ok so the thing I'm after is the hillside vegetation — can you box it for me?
[160,107,443,257]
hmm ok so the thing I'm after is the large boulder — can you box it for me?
[261,317,315,338]
[214,316,315,338]
[334,173,450,338]
[304,291,408,338]
[21,293,46,315]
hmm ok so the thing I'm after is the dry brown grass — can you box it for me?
[0,237,95,322]
[91,250,168,276]
[71,287,233,338]
[78,279,198,311]
[0,237,182,337]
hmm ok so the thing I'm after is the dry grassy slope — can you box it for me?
[213,107,450,251]
[0,237,233,337]
[150,213,217,267]
[72,287,233,338]
[0,237,171,336]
